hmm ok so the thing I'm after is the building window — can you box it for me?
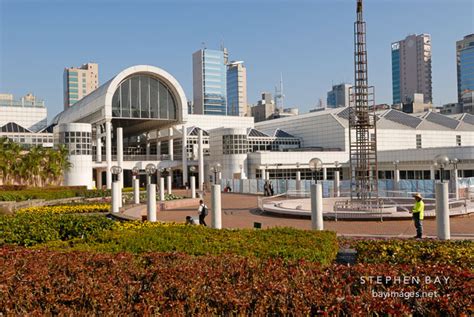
[456,135,461,146]
[416,134,422,149]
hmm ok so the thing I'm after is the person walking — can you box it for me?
[269,181,274,196]
[197,199,208,226]
[410,192,424,239]
[264,181,269,196]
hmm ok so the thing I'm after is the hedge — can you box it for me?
[0,247,471,316]
[351,239,474,269]
[0,213,115,246]
[0,188,111,202]
[16,204,110,215]
[42,225,339,264]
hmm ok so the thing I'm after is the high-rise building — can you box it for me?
[391,34,432,104]
[327,83,352,108]
[251,92,276,122]
[226,61,248,116]
[192,49,227,115]
[63,63,99,109]
[457,34,474,102]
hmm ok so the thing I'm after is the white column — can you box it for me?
[147,184,157,222]
[96,169,102,189]
[296,171,301,191]
[334,170,340,197]
[435,182,450,240]
[167,174,172,195]
[118,185,122,208]
[159,177,165,201]
[452,168,459,200]
[169,127,174,161]
[266,171,270,180]
[133,177,140,204]
[322,167,327,181]
[198,129,204,191]
[182,125,188,187]
[191,176,196,198]
[146,132,151,157]
[311,183,323,230]
[105,121,112,189]
[218,171,222,184]
[112,181,120,213]
[430,166,436,180]
[96,134,102,163]
[394,168,400,192]
[156,130,161,159]
[262,168,266,180]
[211,184,222,229]
[117,127,123,188]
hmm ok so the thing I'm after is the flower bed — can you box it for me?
[350,239,474,269]
[0,247,471,316]
[16,204,110,214]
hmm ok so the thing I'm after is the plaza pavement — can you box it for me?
[123,191,474,239]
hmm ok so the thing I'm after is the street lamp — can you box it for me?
[309,158,323,183]
[110,165,122,182]
[145,163,157,185]
[434,154,449,182]
[132,166,139,177]
[210,163,221,184]
[131,166,140,204]
[450,158,459,169]
[189,165,196,175]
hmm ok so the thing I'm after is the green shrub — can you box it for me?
[48,225,338,264]
[353,239,474,268]
[0,188,111,201]
[0,213,114,246]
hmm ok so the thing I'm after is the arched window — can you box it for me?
[112,74,177,119]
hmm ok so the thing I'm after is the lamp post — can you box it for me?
[132,166,140,204]
[158,168,165,201]
[450,158,459,200]
[111,165,122,213]
[265,163,269,180]
[210,163,221,184]
[309,158,323,184]
[166,167,172,195]
[433,154,451,240]
[145,163,157,222]
[308,158,323,230]
[296,162,301,191]
[393,159,400,193]
[434,154,449,182]
[334,161,340,197]
[190,166,196,198]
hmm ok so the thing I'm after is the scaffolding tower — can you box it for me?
[349,0,379,202]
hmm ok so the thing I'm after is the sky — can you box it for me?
[0,0,473,120]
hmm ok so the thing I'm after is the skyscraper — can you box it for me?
[327,83,352,108]
[63,63,99,109]
[226,61,248,116]
[192,48,227,115]
[457,34,474,102]
[391,34,432,104]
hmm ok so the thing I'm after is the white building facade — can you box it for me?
[49,65,474,190]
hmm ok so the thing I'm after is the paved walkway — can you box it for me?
[122,191,474,238]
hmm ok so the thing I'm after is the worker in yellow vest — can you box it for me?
[410,193,424,239]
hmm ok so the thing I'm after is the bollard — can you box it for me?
[133,177,140,204]
[311,183,323,230]
[159,177,165,201]
[112,181,120,213]
[296,171,301,191]
[167,175,172,195]
[334,170,340,197]
[191,176,196,199]
[211,184,222,229]
[147,184,157,222]
[435,182,450,240]
[118,185,122,208]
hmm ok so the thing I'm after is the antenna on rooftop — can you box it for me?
[275,73,285,113]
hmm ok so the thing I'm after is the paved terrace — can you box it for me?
[122,191,474,239]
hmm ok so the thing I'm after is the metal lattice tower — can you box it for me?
[349,0,378,201]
